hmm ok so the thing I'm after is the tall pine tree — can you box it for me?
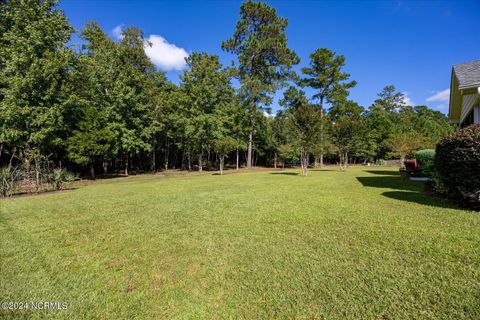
[222,0,299,168]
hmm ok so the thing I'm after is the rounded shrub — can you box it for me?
[415,149,435,176]
[415,149,435,163]
[435,124,480,209]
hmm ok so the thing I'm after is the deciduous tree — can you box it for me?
[0,0,75,165]
[330,100,364,170]
[214,136,236,175]
[384,132,430,167]
[280,86,321,176]
[180,52,235,171]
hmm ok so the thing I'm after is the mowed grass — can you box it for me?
[1,167,479,319]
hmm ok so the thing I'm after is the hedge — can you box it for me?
[434,124,480,209]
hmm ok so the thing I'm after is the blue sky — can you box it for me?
[60,0,480,114]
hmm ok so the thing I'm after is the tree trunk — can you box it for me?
[172,147,177,169]
[247,130,253,168]
[188,151,192,171]
[301,149,308,176]
[400,155,405,168]
[180,151,184,170]
[207,148,211,170]
[304,153,308,176]
[339,152,348,171]
[246,105,257,169]
[274,152,277,169]
[151,148,156,172]
[34,156,40,188]
[219,155,224,175]
[319,96,324,168]
[236,149,239,170]
[125,153,129,176]
[103,161,107,174]
[90,164,96,180]
[198,152,203,172]
[164,141,169,171]
[35,167,40,188]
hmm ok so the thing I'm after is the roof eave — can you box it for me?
[458,84,480,91]
[448,69,455,119]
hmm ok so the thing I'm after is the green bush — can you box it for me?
[49,168,77,191]
[0,166,20,197]
[415,149,435,177]
[435,124,480,209]
[415,149,435,163]
[278,144,299,164]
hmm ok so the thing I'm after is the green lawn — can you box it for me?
[1,167,479,319]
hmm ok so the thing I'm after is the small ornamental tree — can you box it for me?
[435,124,480,209]
[384,132,430,167]
[214,137,237,175]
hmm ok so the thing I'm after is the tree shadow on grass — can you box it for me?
[98,174,127,179]
[356,176,420,192]
[383,191,462,210]
[4,187,77,199]
[270,172,299,176]
[358,171,464,209]
[364,170,400,176]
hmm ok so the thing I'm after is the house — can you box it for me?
[449,60,480,128]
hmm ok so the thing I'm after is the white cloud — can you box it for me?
[426,89,450,112]
[144,35,188,71]
[112,25,188,71]
[426,88,450,102]
[112,25,124,40]
[435,102,449,111]
[402,92,415,106]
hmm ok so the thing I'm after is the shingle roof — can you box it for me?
[453,60,480,89]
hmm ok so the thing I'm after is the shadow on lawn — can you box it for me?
[270,172,299,176]
[356,176,420,192]
[364,170,400,176]
[383,191,460,210]
[358,171,461,209]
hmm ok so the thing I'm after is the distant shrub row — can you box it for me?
[0,166,76,197]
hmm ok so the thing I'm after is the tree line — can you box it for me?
[0,0,452,179]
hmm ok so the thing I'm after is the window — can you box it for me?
[461,108,474,128]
